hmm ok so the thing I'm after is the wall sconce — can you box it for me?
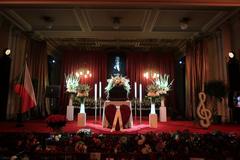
[143,71,159,79]
[75,69,92,79]
[229,51,235,59]
[4,49,11,55]
[0,48,11,56]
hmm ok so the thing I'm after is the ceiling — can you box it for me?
[0,5,238,52]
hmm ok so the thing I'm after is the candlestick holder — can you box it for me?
[134,98,137,120]
[95,100,97,123]
[139,100,142,124]
[99,98,102,120]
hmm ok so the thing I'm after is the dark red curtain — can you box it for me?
[60,50,176,113]
[60,50,107,111]
[185,40,209,119]
[27,40,49,117]
[126,51,176,110]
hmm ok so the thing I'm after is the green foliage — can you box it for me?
[204,80,227,101]
[77,84,91,93]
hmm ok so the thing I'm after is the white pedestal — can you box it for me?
[150,103,156,114]
[66,105,74,121]
[80,103,85,114]
[69,97,73,106]
[159,106,167,122]
[149,114,158,128]
[77,113,86,126]
[68,93,75,106]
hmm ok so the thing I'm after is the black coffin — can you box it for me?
[109,85,128,101]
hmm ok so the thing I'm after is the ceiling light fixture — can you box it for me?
[180,17,190,30]
[112,17,121,30]
[41,15,54,30]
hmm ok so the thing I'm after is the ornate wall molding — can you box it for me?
[1,0,240,6]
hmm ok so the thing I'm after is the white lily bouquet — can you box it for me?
[155,74,174,96]
[65,73,80,106]
[105,75,131,99]
[147,74,173,102]
[146,83,160,103]
[65,73,80,93]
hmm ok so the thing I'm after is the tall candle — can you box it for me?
[134,82,137,98]
[94,83,97,101]
[99,81,102,98]
[139,83,142,102]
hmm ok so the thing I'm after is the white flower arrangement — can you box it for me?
[155,74,173,95]
[146,74,173,102]
[105,75,131,98]
[155,74,174,95]
[146,84,160,97]
[65,73,80,93]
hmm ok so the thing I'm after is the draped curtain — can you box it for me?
[60,50,176,113]
[185,40,209,119]
[186,28,230,121]
[206,28,230,122]
[126,51,176,109]
[27,40,50,117]
[6,27,30,119]
[0,16,10,49]
[60,50,107,112]
[6,26,49,119]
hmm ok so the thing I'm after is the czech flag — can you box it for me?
[14,64,37,113]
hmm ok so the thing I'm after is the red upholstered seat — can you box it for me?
[105,104,131,131]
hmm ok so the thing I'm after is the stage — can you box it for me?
[1,117,240,134]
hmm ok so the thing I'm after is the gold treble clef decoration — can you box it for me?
[196,92,212,128]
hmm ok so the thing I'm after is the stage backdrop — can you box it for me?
[60,50,107,112]
[60,50,176,113]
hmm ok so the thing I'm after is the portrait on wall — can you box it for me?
[107,53,126,78]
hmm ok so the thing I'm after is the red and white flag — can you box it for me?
[14,64,37,113]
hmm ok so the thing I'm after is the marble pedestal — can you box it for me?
[149,114,158,128]
[66,105,74,121]
[77,113,86,126]
[159,106,167,122]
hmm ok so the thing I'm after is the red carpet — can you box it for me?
[0,117,240,134]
